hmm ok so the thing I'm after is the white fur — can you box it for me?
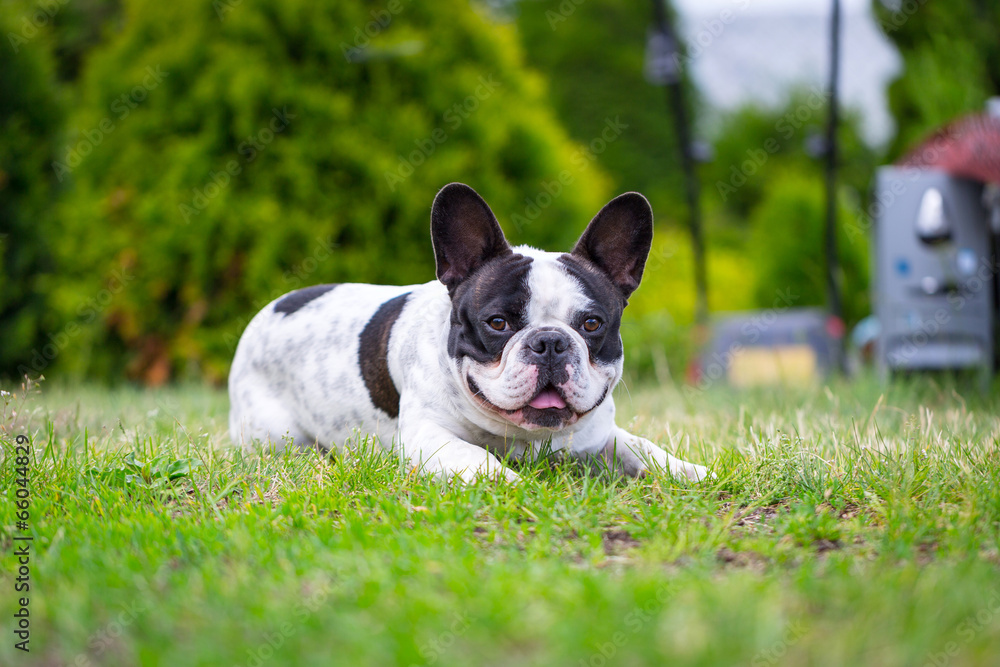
[464,247,618,427]
[229,250,710,483]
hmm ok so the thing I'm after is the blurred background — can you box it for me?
[1,0,998,387]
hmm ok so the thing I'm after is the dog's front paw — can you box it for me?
[407,436,521,484]
[602,428,713,483]
[671,458,712,483]
[634,455,713,483]
[452,460,522,484]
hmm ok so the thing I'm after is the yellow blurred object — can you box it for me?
[728,344,817,388]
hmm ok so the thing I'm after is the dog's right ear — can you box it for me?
[431,183,511,293]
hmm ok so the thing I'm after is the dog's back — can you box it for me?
[228,282,424,450]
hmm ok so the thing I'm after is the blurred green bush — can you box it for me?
[5,0,991,386]
[44,0,609,383]
[704,88,877,226]
[747,167,870,326]
[0,4,63,379]
[619,88,876,380]
[514,0,693,221]
[705,91,876,325]
[874,0,1000,159]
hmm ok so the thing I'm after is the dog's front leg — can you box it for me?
[397,415,520,483]
[600,427,710,482]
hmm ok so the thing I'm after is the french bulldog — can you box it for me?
[229,183,710,483]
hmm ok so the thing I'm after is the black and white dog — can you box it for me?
[229,183,709,483]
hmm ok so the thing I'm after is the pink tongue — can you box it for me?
[529,389,567,410]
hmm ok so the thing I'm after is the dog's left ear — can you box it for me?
[571,192,653,299]
[431,183,512,294]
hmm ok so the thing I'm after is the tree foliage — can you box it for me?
[513,0,693,220]
[705,89,876,224]
[703,90,876,326]
[747,166,869,326]
[0,3,63,379]
[47,0,609,383]
[874,0,1000,157]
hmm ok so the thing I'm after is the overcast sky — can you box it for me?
[675,0,872,14]
[671,0,901,145]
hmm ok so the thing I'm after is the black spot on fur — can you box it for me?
[274,284,339,315]
[558,254,626,365]
[358,293,410,417]
[447,253,534,364]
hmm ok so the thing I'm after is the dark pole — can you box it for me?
[650,0,708,325]
[824,0,845,371]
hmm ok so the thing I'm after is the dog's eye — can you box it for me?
[487,317,509,332]
[582,317,602,333]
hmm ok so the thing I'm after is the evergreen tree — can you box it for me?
[0,3,63,380]
[514,0,694,220]
[49,0,609,383]
[874,0,1000,156]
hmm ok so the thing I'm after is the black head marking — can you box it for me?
[571,192,653,300]
[558,254,626,366]
[358,292,410,418]
[447,253,533,364]
[274,284,339,315]
[431,183,512,294]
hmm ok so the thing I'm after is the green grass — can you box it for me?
[3,376,1000,666]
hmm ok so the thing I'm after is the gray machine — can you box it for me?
[873,167,995,377]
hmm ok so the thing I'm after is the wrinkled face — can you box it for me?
[448,248,625,431]
[431,182,653,433]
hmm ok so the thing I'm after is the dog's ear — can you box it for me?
[431,183,511,293]
[571,192,653,299]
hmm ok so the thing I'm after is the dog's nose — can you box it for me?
[524,329,571,364]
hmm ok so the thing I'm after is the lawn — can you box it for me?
[2,376,1000,666]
